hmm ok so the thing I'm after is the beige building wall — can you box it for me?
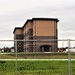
[14,29,23,34]
[13,28,24,52]
[32,20,58,52]
[23,21,33,52]
[14,29,23,40]
[33,20,56,36]
[13,18,59,52]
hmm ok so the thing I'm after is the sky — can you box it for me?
[0,0,75,40]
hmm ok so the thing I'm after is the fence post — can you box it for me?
[15,40,18,75]
[68,39,72,75]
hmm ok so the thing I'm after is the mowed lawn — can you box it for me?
[0,52,75,59]
[0,60,75,75]
[0,53,75,75]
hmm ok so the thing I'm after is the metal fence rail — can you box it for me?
[0,39,75,75]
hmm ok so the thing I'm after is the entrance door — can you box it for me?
[40,45,51,52]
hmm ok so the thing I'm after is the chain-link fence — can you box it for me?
[0,39,75,75]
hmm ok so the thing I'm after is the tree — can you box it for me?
[3,47,11,52]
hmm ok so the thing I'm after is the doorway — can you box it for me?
[40,45,51,52]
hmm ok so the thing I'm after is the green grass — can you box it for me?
[0,60,75,75]
[0,52,75,75]
[0,52,75,59]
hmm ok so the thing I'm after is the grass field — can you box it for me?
[0,52,75,59]
[0,52,75,75]
[0,60,75,75]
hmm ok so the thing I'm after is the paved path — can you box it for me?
[0,59,75,61]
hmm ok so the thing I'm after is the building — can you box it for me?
[13,18,59,52]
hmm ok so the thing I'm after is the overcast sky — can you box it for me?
[0,0,75,40]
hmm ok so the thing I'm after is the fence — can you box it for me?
[0,39,75,75]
